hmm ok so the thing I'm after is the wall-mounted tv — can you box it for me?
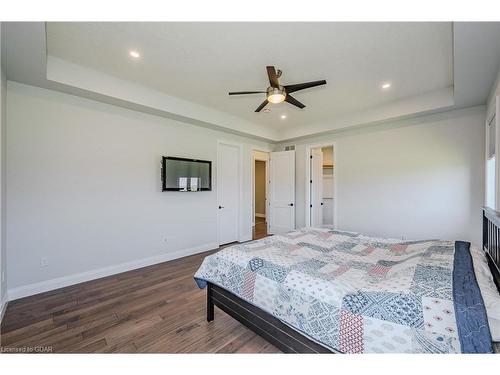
[161,156,212,191]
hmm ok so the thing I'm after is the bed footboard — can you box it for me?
[482,207,500,291]
[207,282,214,322]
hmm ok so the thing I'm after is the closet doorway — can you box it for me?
[252,150,269,240]
[305,144,335,228]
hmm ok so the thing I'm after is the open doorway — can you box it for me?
[307,144,335,228]
[252,150,269,240]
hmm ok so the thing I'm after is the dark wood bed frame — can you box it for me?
[206,282,333,353]
[483,207,500,290]
[206,207,500,353]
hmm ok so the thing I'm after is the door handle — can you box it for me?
[218,205,224,209]
[288,203,294,207]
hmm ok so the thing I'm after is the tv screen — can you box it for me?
[162,156,212,191]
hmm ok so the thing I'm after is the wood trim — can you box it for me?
[207,282,335,353]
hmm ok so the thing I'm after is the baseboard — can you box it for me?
[255,213,266,218]
[239,234,253,243]
[0,298,8,324]
[7,242,218,301]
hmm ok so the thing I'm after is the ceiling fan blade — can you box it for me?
[285,95,305,109]
[266,66,280,88]
[255,100,269,112]
[228,91,266,95]
[284,80,327,93]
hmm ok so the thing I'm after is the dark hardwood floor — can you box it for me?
[252,216,268,240]
[3,224,498,354]
[0,246,280,353]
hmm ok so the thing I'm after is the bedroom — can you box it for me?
[1,1,500,373]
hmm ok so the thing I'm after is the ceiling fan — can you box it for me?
[229,66,327,112]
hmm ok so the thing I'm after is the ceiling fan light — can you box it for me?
[266,87,286,104]
[267,93,286,104]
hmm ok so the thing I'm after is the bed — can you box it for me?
[194,208,500,353]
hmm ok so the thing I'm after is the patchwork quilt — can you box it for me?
[194,228,493,353]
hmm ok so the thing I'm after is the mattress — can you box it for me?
[194,227,494,353]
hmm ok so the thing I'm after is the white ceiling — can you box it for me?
[453,22,500,108]
[2,22,499,141]
[46,22,453,131]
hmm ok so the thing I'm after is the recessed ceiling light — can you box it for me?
[281,115,287,119]
[129,50,141,59]
[381,82,391,89]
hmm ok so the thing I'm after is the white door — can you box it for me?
[311,148,323,227]
[323,175,334,225]
[269,150,295,234]
[218,143,240,245]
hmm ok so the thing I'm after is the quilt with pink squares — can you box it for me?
[194,227,493,353]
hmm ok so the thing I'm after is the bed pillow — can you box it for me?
[470,246,500,341]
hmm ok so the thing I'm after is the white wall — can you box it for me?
[486,64,500,121]
[486,63,500,209]
[3,79,488,300]
[6,82,271,299]
[277,106,485,246]
[1,24,8,318]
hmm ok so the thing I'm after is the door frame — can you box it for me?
[252,151,270,225]
[310,147,324,227]
[304,142,337,228]
[251,146,272,231]
[217,140,244,246]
